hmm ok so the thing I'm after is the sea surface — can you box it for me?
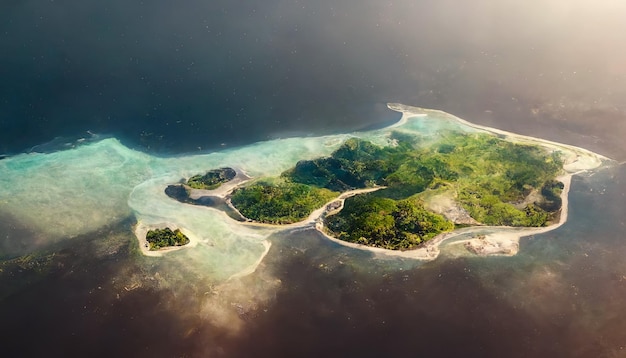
[1,1,626,357]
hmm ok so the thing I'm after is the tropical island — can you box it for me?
[226,131,565,250]
[186,167,237,190]
[145,227,190,250]
[154,104,609,260]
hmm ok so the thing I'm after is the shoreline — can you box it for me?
[444,173,573,257]
[133,103,613,267]
[227,240,272,280]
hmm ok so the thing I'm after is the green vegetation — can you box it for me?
[230,181,337,224]
[327,195,453,250]
[146,228,190,250]
[187,167,236,190]
[229,131,565,250]
[445,134,563,226]
[284,137,407,191]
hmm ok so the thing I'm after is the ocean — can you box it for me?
[1,1,626,357]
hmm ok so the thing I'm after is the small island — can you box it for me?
[230,181,337,224]
[165,166,250,205]
[151,103,609,260]
[187,167,236,190]
[146,228,190,250]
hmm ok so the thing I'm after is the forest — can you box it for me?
[230,181,337,224]
[326,195,454,250]
[228,130,564,249]
[146,228,190,250]
[186,167,236,190]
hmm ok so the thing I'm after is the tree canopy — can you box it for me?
[327,195,453,250]
[146,228,190,250]
[187,167,236,190]
[228,131,565,250]
[230,182,337,224]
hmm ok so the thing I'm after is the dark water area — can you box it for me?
[0,219,236,358]
[2,1,626,357]
[2,1,626,157]
[1,167,625,357]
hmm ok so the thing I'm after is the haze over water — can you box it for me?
[1,1,626,357]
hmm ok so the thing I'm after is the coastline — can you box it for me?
[445,173,573,257]
[132,103,613,267]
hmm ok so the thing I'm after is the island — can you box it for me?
[186,167,237,190]
[224,129,567,251]
[146,227,190,250]
[155,103,610,260]
[230,181,338,224]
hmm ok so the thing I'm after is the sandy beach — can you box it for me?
[134,221,200,257]
[306,104,610,260]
